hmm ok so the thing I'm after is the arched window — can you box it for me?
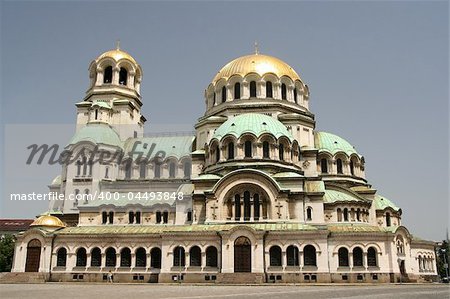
[306,207,312,221]
[121,248,131,267]
[189,246,201,267]
[270,246,282,267]
[293,88,298,103]
[221,86,226,103]
[163,211,168,224]
[135,211,141,224]
[108,211,114,224]
[215,145,220,162]
[353,247,363,267]
[135,248,146,267]
[337,158,343,174]
[350,160,355,176]
[82,156,87,176]
[320,158,328,173]
[263,141,270,158]
[76,248,87,267]
[234,82,241,99]
[281,83,287,100]
[102,211,108,224]
[128,211,135,224]
[151,247,162,268]
[183,162,191,178]
[56,248,67,267]
[343,208,349,221]
[234,194,241,220]
[105,167,109,178]
[91,247,101,267]
[125,160,132,179]
[254,193,260,220]
[187,210,192,222]
[156,211,162,223]
[287,245,299,266]
[250,81,257,97]
[119,67,127,85]
[139,162,146,179]
[173,246,185,267]
[74,189,80,206]
[243,191,251,221]
[337,208,342,222]
[244,141,252,158]
[266,81,273,98]
[206,246,218,267]
[213,92,216,105]
[154,161,161,178]
[104,66,112,83]
[95,109,98,120]
[338,247,349,267]
[303,245,317,266]
[279,144,284,161]
[367,247,377,267]
[386,212,391,227]
[356,209,361,221]
[169,162,176,178]
[76,160,81,176]
[228,142,234,160]
[105,247,116,267]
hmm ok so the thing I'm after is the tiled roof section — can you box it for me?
[57,223,318,235]
[68,123,122,147]
[323,189,368,204]
[212,113,294,142]
[373,194,400,211]
[314,131,359,156]
[0,219,33,232]
[123,135,194,160]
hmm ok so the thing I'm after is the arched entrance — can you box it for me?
[25,239,41,272]
[234,236,251,272]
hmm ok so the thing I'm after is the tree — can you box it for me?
[0,234,16,272]
[436,240,450,278]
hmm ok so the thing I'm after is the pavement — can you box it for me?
[0,283,448,299]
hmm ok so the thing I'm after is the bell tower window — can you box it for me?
[244,141,252,158]
[263,141,270,158]
[119,67,128,85]
[104,66,112,83]
[221,86,226,103]
[293,88,298,103]
[95,109,98,120]
[250,81,257,97]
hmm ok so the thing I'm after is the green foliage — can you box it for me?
[436,240,450,278]
[0,234,16,272]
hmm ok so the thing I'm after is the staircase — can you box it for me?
[0,272,47,283]
[218,273,265,284]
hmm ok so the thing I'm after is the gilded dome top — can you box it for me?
[96,48,137,64]
[30,215,66,228]
[212,53,301,84]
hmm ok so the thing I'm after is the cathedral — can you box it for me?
[11,46,437,283]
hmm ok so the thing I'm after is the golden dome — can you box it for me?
[30,215,66,228]
[96,49,137,64]
[212,53,301,84]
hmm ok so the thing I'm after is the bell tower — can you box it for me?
[75,42,146,140]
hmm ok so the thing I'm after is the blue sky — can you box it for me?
[1,1,448,241]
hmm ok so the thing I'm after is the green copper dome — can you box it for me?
[373,194,400,211]
[314,131,359,156]
[68,123,122,147]
[212,113,294,142]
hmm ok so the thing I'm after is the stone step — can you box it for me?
[218,273,265,284]
[0,272,47,284]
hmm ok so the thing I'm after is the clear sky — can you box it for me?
[1,1,448,241]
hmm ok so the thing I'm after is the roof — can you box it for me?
[212,53,302,84]
[68,123,122,147]
[314,131,359,156]
[96,48,137,64]
[51,175,61,185]
[123,135,194,160]
[0,219,33,232]
[373,194,400,211]
[328,223,395,233]
[323,188,368,204]
[30,215,66,228]
[212,113,294,142]
[56,223,319,235]
[92,101,112,109]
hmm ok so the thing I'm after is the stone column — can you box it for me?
[349,252,353,269]
[86,253,91,268]
[96,68,104,85]
[250,198,254,221]
[113,67,120,85]
[147,253,152,269]
[201,252,206,269]
[101,253,106,268]
[128,71,135,89]
[116,253,121,268]
[131,253,136,268]
[282,251,287,270]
